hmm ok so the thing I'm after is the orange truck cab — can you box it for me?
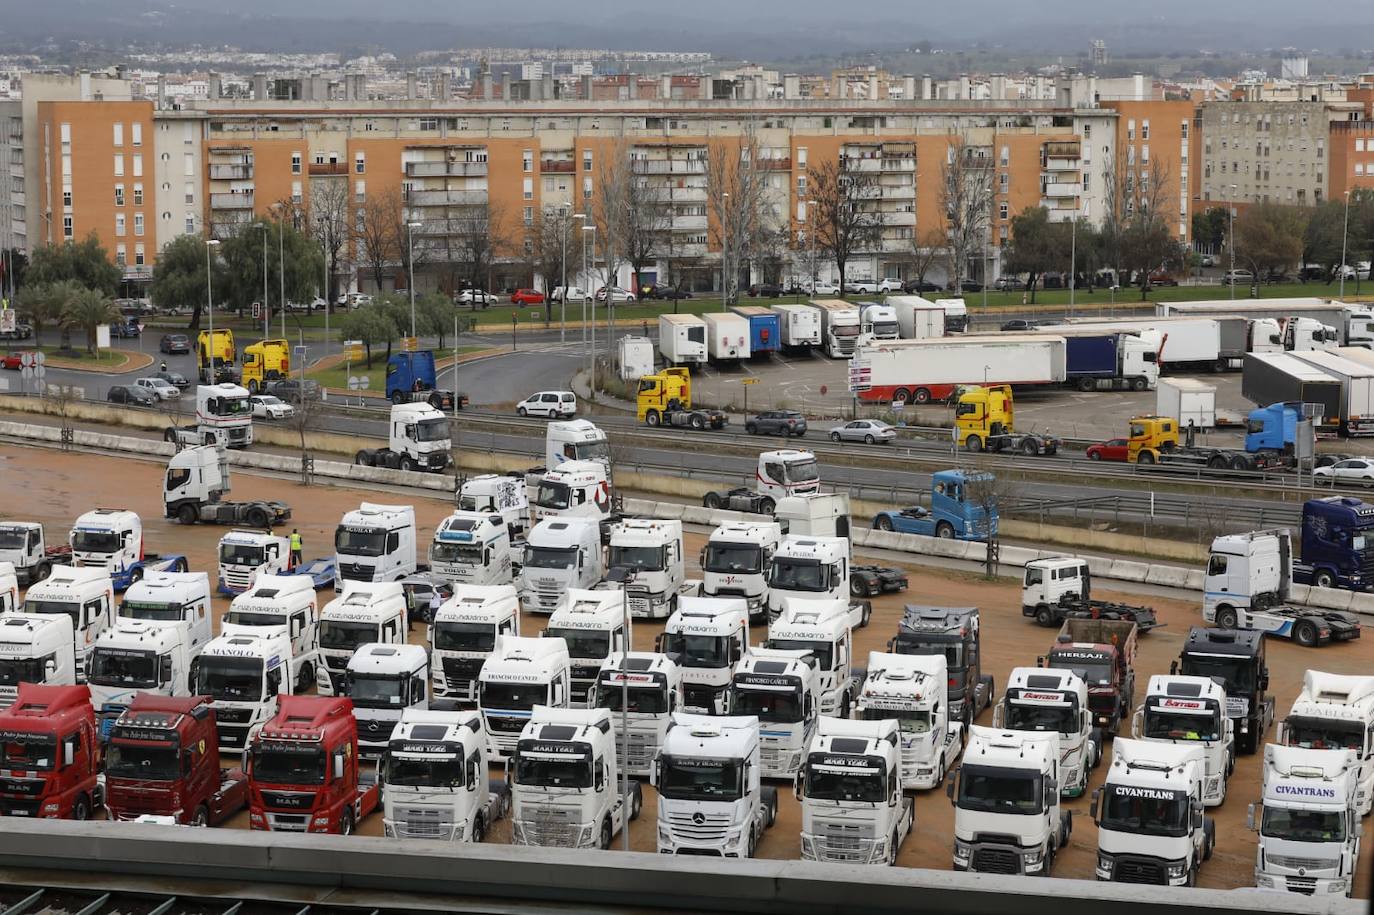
[105,694,248,826]
[0,683,102,819]
[247,694,379,834]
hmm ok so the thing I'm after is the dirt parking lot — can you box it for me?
[0,443,1369,895]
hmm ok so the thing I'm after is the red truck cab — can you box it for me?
[105,694,248,826]
[0,683,102,819]
[1042,618,1139,734]
[247,694,379,834]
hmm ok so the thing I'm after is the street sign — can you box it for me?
[343,341,364,362]
[401,336,418,353]
[347,375,371,391]
[293,345,308,359]
[741,378,759,386]
[0,310,14,334]
[33,351,44,366]
[251,302,261,319]
[96,325,111,349]
[20,366,32,380]
[19,352,34,369]
[348,376,361,390]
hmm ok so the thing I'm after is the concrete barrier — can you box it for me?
[1144,565,1191,588]
[1351,593,1374,616]
[1108,560,1150,582]
[1184,571,1206,591]
[1289,584,1312,604]
[999,546,1041,567]
[1306,587,1354,612]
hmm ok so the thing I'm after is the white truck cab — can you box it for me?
[519,518,602,614]
[118,571,212,656]
[22,566,115,683]
[730,648,820,779]
[1280,670,1374,817]
[1091,737,1214,886]
[654,712,778,856]
[546,420,610,476]
[701,521,782,620]
[799,716,914,865]
[1133,674,1235,807]
[88,618,196,739]
[430,511,512,586]
[194,382,253,448]
[529,460,612,525]
[0,614,75,708]
[386,402,453,471]
[657,596,748,716]
[1021,557,1090,617]
[594,652,682,777]
[767,536,848,621]
[856,651,963,790]
[216,529,289,595]
[607,518,689,620]
[774,492,852,539]
[333,503,418,589]
[459,473,529,564]
[382,708,495,842]
[765,597,853,718]
[478,636,572,761]
[0,563,16,613]
[544,588,630,706]
[193,624,293,756]
[1249,744,1363,897]
[70,508,168,590]
[861,303,900,340]
[316,582,408,696]
[221,573,319,692]
[0,524,65,586]
[510,705,642,849]
[430,584,520,703]
[996,666,1100,798]
[347,642,430,756]
[755,450,820,503]
[949,726,1071,876]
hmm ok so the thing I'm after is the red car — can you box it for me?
[511,288,545,306]
[1086,438,1129,462]
[0,351,33,370]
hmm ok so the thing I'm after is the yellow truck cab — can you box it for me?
[635,367,726,430]
[241,338,291,393]
[955,384,1014,448]
[197,329,237,383]
[1125,415,1179,464]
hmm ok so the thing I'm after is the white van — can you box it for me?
[517,391,577,419]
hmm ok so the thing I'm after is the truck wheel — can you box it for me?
[764,786,778,826]
[689,414,706,430]
[875,515,894,531]
[296,662,314,693]
[1077,376,1095,392]
[1131,377,1148,392]
[935,522,954,540]
[963,435,983,453]
[32,562,50,582]
[390,391,405,406]
[645,410,661,427]
[850,575,866,598]
[400,456,415,473]
[164,428,179,444]
[1137,451,1156,465]
[1230,455,1249,472]
[354,451,370,466]
[1215,607,1239,630]
[191,804,209,827]
[1035,605,1056,627]
[913,388,932,404]
[471,813,486,843]
[1020,439,1039,456]
[1203,820,1216,860]
[893,388,911,404]
[599,817,612,850]
[1314,570,1335,589]
[757,498,775,516]
[1208,455,1228,470]
[177,504,198,525]
[630,782,643,821]
[888,830,899,865]
[860,602,872,627]
[247,507,269,529]
[703,492,722,510]
[339,808,355,836]
[1294,619,1319,647]
[72,794,91,821]
[129,567,143,585]
[746,825,757,858]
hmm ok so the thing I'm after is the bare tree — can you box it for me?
[594,138,633,301]
[43,383,81,451]
[447,201,514,301]
[291,384,322,486]
[620,176,673,299]
[939,137,994,293]
[957,457,1012,579]
[909,226,946,290]
[1101,155,1180,299]
[707,126,768,305]
[809,155,883,291]
[309,178,352,309]
[355,189,404,295]
[532,206,584,318]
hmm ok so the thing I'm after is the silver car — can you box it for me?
[828,419,897,444]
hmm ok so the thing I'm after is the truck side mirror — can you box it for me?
[467,762,478,792]
[1089,787,1100,820]
[654,633,664,652]
[1259,672,1269,691]
[1275,722,1286,744]
[1169,660,1178,675]
[1356,822,1364,839]
[44,658,56,676]
[1131,710,1143,738]
[1246,802,1257,832]
[333,753,345,781]
[1035,655,1045,668]
[1045,778,1057,801]
[793,771,803,800]
[1191,802,1204,829]
[63,742,74,768]
[698,547,706,567]
[945,776,955,803]
[159,654,173,686]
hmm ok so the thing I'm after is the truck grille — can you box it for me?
[218,723,251,750]
[323,653,350,671]
[625,732,655,769]
[389,806,454,839]
[683,684,722,712]
[1267,854,1338,871]
[814,823,878,862]
[1114,857,1167,884]
[485,714,527,734]
[0,777,45,796]
[265,813,309,831]
[442,656,484,682]
[213,706,252,724]
[760,746,781,771]
[520,807,580,846]
[0,798,43,816]
[1283,878,1317,895]
[222,567,256,591]
[970,846,1021,874]
[261,790,315,810]
[338,563,374,582]
[667,810,730,841]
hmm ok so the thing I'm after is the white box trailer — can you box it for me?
[770,303,822,350]
[849,334,1066,404]
[618,335,655,381]
[659,314,707,367]
[1295,349,1374,436]
[702,312,751,363]
[1036,318,1223,371]
[1156,378,1216,431]
[1158,298,1374,348]
[887,295,946,339]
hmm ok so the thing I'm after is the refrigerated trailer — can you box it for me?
[1288,350,1374,437]
[729,306,782,356]
[1241,353,1341,435]
[1156,378,1216,431]
[849,335,1066,404]
[1158,298,1374,348]
[1037,319,1226,372]
[887,295,946,339]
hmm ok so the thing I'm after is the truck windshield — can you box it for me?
[105,742,178,781]
[732,685,804,723]
[1006,700,1076,734]
[785,459,820,483]
[514,744,593,788]
[1143,709,1220,742]
[544,627,610,660]
[194,656,264,701]
[524,546,577,570]
[806,755,886,803]
[659,756,743,800]
[769,558,828,592]
[0,733,55,770]
[609,545,666,571]
[659,632,729,669]
[0,658,47,685]
[415,419,449,443]
[1023,567,1044,586]
[1181,655,1254,693]
[72,531,120,552]
[431,542,485,564]
[481,682,543,711]
[0,529,27,549]
[895,638,965,668]
[120,600,184,622]
[319,620,379,651]
[385,755,465,789]
[1100,785,1189,836]
[219,543,264,566]
[335,527,387,557]
[251,742,325,785]
[574,441,610,463]
[1283,717,1364,752]
[704,542,763,574]
[89,648,160,688]
[833,325,859,338]
[433,621,496,652]
[223,609,284,627]
[596,681,669,714]
[1048,656,1112,686]
[534,482,571,510]
[859,707,933,735]
[956,765,1043,815]
[350,673,408,707]
[24,599,80,626]
[1261,806,1346,843]
[766,638,831,670]
[213,396,251,416]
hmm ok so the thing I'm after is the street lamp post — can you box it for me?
[583,225,597,385]
[721,192,730,310]
[406,221,421,341]
[259,223,270,340]
[1228,184,1238,301]
[279,219,286,338]
[565,212,586,346]
[1340,190,1353,300]
[205,238,221,383]
[1069,213,1077,317]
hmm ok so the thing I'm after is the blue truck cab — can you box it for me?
[1243,401,1303,461]
[872,469,998,541]
[386,351,437,403]
[1295,496,1374,591]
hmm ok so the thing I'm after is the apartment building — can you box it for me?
[1198,100,1357,208]
[1102,99,1194,240]
[1328,120,1374,198]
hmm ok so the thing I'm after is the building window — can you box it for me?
[355,179,365,202]
[999,145,1009,167]
[184,182,195,205]
[115,244,126,266]
[354,153,365,174]
[1083,124,1092,138]
[1142,120,1150,140]
[114,155,125,177]
[60,123,71,145]
[1358,163,1365,176]
[583,177,592,199]
[1360,139,1368,153]
[113,123,124,147]
[115,214,125,236]
[998,202,1008,219]
[185,215,196,234]
[1181,120,1189,139]
[133,184,143,206]
[291,180,302,203]
[523,206,533,226]
[583,150,593,171]
[1127,119,1135,141]
[1142,144,1150,163]
[998,173,1008,192]
[134,213,144,236]
[184,123,194,145]
[291,152,302,174]
[114,184,125,206]
[62,216,72,239]
[523,177,534,200]
[62,189,72,208]
[134,244,144,266]
[797,175,807,197]
[1317,140,1324,159]
[523,237,533,255]
[132,155,143,177]
[61,154,71,178]
[132,123,142,147]
[523,149,533,172]
[1083,173,1090,191]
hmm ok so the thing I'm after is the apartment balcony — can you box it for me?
[308,162,348,176]
[406,161,488,178]
[880,184,916,199]
[881,158,916,171]
[1043,140,1081,159]
[878,238,914,253]
[210,192,254,209]
[1043,157,1080,172]
[9,190,22,207]
[632,159,706,175]
[757,157,792,170]
[673,243,709,258]
[209,164,253,180]
[1041,182,1081,198]
[843,158,882,172]
[667,186,708,202]
[672,214,708,231]
[880,211,917,227]
[1041,197,1080,211]
[407,189,487,207]
[541,159,576,173]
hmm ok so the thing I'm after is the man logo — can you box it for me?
[692,812,706,825]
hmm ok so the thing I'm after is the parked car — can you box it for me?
[0,352,31,370]
[456,289,498,307]
[999,319,1040,332]
[1086,438,1129,462]
[995,276,1026,291]
[1147,271,1179,287]
[343,293,373,308]
[828,419,897,444]
[155,369,191,389]
[159,334,190,355]
[956,280,983,293]
[747,283,784,298]
[744,410,807,437]
[902,279,940,294]
[551,286,588,304]
[107,384,156,406]
[511,288,546,306]
[1222,269,1254,286]
[808,281,841,295]
[644,283,693,301]
[109,319,141,339]
[249,394,295,419]
[517,390,577,419]
[1314,458,1374,484]
[268,378,321,403]
[595,286,636,303]
[1199,254,1217,267]
[134,377,181,401]
[842,280,879,295]
[0,322,33,341]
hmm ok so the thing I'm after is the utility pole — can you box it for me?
[260,223,270,340]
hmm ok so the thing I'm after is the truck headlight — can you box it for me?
[1165,862,1186,880]
[800,835,815,858]
[43,802,59,815]
[512,821,525,842]
[383,823,395,838]
[312,816,331,830]
[658,827,671,845]
[953,840,971,864]
[578,824,596,845]
[1329,878,1348,893]
[724,830,743,849]
[1022,848,1044,870]
[870,839,887,863]
[1255,874,1274,888]
[1096,854,1114,878]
